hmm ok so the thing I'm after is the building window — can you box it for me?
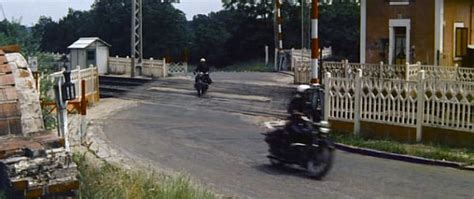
[455,27,468,58]
[394,27,407,64]
[87,50,95,61]
[389,0,409,5]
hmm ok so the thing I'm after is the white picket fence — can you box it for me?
[322,61,474,82]
[50,67,99,101]
[324,70,474,141]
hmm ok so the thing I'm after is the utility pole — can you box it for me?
[131,0,143,77]
[310,0,319,83]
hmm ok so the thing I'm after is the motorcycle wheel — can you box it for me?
[306,146,334,180]
[269,157,284,167]
[197,89,202,97]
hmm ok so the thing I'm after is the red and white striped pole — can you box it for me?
[311,0,319,83]
[276,0,283,50]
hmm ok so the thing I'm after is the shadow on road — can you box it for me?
[253,164,322,181]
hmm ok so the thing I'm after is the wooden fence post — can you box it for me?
[354,69,363,136]
[80,80,87,144]
[416,70,426,142]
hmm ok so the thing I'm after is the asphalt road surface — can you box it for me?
[99,72,474,199]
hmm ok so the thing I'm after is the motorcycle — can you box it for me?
[263,117,334,179]
[194,72,209,97]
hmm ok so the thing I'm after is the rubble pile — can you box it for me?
[0,133,79,198]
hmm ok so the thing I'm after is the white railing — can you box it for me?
[326,77,356,122]
[322,61,474,82]
[324,70,474,141]
[293,59,311,84]
[108,56,168,78]
[168,62,188,75]
[50,67,99,101]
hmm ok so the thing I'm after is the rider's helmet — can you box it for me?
[295,84,311,98]
[296,84,311,94]
[200,58,206,62]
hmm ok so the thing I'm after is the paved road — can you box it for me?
[99,72,474,199]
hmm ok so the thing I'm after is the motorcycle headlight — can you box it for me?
[319,127,330,134]
[316,120,330,128]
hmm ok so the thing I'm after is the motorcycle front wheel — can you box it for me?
[306,146,334,180]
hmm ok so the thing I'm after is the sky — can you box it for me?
[0,0,223,26]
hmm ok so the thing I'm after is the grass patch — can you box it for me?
[333,133,474,165]
[74,153,218,199]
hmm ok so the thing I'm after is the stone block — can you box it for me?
[0,56,7,64]
[8,118,22,135]
[0,64,12,73]
[0,74,14,86]
[0,87,17,101]
[0,120,8,136]
[0,102,20,118]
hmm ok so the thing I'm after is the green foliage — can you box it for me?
[333,134,474,165]
[31,0,360,68]
[320,1,360,61]
[0,191,5,199]
[217,60,272,72]
[0,19,40,55]
[74,153,218,199]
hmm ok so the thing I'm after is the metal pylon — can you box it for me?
[131,0,143,77]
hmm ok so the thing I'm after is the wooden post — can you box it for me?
[80,80,87,144]
[265,45,269,65]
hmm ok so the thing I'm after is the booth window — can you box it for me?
[87,50,95,61]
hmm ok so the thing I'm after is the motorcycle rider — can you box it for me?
[287,85,313,137]
[195,58,212,84]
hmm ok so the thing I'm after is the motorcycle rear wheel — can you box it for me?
[306,146,334,180]
[269,157,285,167]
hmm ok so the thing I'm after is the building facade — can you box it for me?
[361,0,473,66]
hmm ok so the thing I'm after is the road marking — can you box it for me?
[264,120,287,130]
[148,87,272,102]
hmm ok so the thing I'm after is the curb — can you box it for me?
[278,71,294,77]
[335,143,474,171]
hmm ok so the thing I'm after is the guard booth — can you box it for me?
[68,37,111,74]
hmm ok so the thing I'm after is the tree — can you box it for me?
[189,13,231,66]
[319,1,360,61]
[0,19,39,55]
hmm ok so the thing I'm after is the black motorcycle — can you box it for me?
[263,116,334,180]
[194,72,209,97]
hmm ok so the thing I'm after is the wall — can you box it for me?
[4,53,44,135]
[0,51,21,136]
[441,0,474,66]
[365,0,435,64]
[70,49,87,70]
[108,56,167,78]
